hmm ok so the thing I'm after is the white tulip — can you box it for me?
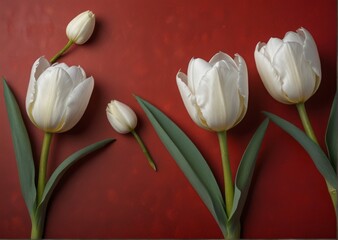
[106,100,157,171]
[26,57,94,133]
[176,52,248,132]
[66,10,95,45]
[106,100,138,134]
[254,27,321,104]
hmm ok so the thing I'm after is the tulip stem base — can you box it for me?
[37,132,53,204]
[217,131,234,217]
[224,221,241,240]
[30,214,44,239]
[50,40,74,64]
[131,130,157,171]
[296,103,337,212]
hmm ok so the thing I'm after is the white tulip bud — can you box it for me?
[106,100,138,134]
[66,10,95,45]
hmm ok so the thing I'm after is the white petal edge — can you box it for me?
[298,27,322,80]
[26,56,50,114]
[254,43,291,104]
[57,76,94,132]
[176,71,207,129]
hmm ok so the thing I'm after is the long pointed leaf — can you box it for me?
[136,96,228,236]
[325,91,337,172]
[37,138,114,211]
[265,112,337,189]
[3,78,36,217]
[229,119,269,224]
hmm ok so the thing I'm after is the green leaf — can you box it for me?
[37,138,115,212]
[265,112,337,189]
[2,78,36,217]
[135,96,228,236]
[325,91,337,172]
[229,119,269,223]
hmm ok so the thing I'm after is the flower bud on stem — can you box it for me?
[131,130,157,172]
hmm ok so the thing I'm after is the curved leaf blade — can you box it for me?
[135,96,227,236]
[325,91,337,172]
[3,78,36,217]
[37,138,115,211]
[265,111,337,189]
[229,119,269,223]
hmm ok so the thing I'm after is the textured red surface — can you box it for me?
[0,0,336,238]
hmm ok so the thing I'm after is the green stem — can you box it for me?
[30,215,42,239]
[296,103,337,212]
[131,130,157,171]
[225,221,241,240]
[49,40,74,64]
[296,103,318,143]
[37,132,53,204]
[217,131,234,217]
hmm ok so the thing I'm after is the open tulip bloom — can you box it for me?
[136,51,269,239]
[255,27,337,213]
[176,52,248,132]
[26,57,94,133]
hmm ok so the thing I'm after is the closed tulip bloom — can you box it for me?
[176,52,248,132]
[254,27,321,104]
[66,10,95,45]
[26,56,94,133]
[106,100,137,134]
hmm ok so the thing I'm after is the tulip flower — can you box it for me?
[176,51,248,132]
[256,28,337,213]
[50,10,96,64]
[176,51,249,238]
[254,27,321,105]
[66,10,96,45]
[26,56,94,133]
[254,27,321,141]
[26,56,94,208]
[107,100,157,171]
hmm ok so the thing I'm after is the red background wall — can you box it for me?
[0,0,336,238]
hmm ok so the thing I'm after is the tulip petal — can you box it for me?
[176,72,206,129]
[234,54,248,108]
[59,77,94,132]
[233,54,248,124]
[254,44,290,104]
[54,62,69,70]
[298,28,321,80]
[196,63,241,131]
[209,51,233,65]
[66,66,86,86]
[26,57,50,113]
[283,31,304,45]
[187,58,212,94]
[265,38,284,62]
[31,67,73,132]
[273,42,317,103]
